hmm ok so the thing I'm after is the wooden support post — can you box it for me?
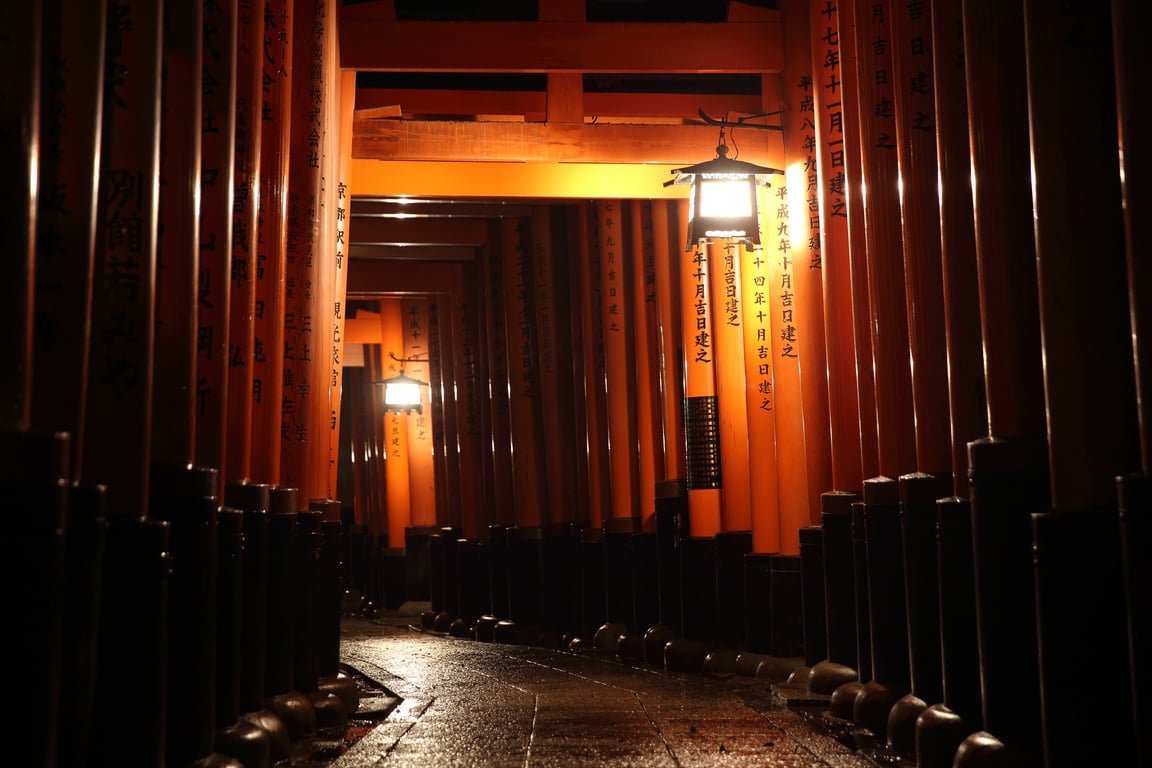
[532,205,580,526]
[837,0,880,483]
[0,0,39,432]
[482,221,515,527]
[329,67,355,500]
[630,201,664,531]
[225,0,264,485]
[780,0,832,527]
[250,0,292,485]
[450,261,487,538]
[402,298,437,529]
[196,0,237,477]
[810,0,863,495]
[33,0,106,476]
[502,216,548,529]
[379,299,411,550]
[83,0,163,521]
[650,201,686,484]
[597,200,640,523]
[153,0,202,467]
[577,204,611,530]
[711,240,751,534]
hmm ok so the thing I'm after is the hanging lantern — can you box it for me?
[666,111,784,251]
[375,353,427,414]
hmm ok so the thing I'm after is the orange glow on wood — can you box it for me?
[450,263,487,537]
[32,0,106,476]
[578,205,610,530]
[809,0,862,493]
[501,216,548,528]
[83,0,163,520]
[380,299,412,549]
[649,201,686,482]
[892,1,952,479]
[763,185,809,556]
[678,199,722,538]
[329,67,356,498]
[225,0,263,485]
[711,241,752,533]
[250,0,292,486]
[532,206,580,524]
[402,298,437,527]
[195,0,237,478]
[631,201,662,530]
[779,0,831,524]
[837,0,879,482]
[598,200,640,521]
[740,238,781,554]
[482,222,516,527]
[153,0,202,467]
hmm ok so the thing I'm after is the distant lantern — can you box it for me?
[375,354,427,414]
[666,112,784,251]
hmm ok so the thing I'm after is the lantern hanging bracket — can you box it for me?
[697,108,784,132]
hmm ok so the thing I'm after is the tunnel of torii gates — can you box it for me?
[3,0,1150,766]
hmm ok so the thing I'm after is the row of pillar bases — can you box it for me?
[5,428,361,768]
[346,442,1148,768]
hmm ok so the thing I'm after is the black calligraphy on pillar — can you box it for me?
[773,185,798,359]
[748,248,773,412]
[691,246,711,364]
[798,73,822,270]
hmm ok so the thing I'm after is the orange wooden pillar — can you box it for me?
[960,3,1049,764]
[806,0,865,684]
[710,240,751,535]
[328,67,356,501]
[837,0,879,484]
[597,200,640,525]
[152,0,202,469]
[225,0,263,487]
[780,0,833,529]
[578,204,611,531]
[196,0,237,478]
[649,201,685,485]
[280,0,329,501]
[378,299,411,550]
[1113,1,1151,758]
[402,298,437,529]
[630,201,664,532]
[0,0,38,433]
[501,215,547,529]
[531,205,580,526]
[482,221,515,528]
[250,0,291,486]
[32,0,106,471]
[1024,5,1139,765]
[450,262,487,539]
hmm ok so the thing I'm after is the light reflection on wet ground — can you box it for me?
[333,616,882,768]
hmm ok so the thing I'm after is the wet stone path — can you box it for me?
[331,615,883,768]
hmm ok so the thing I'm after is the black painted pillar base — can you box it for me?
[604,517,640,627]
[579,527,606,640]
[294,510,322,695]
[1033,506,1137,767]
[715,530,752,647]
[808,490,861,695]
[57,483,109,764]
[850,500,873,684]
[403,525,436,603]
[488,524,511,620]
[264,491,297,698]
[4,430,68,768]
[654,480,687,630]
[456,537,489,629]
[799,525,826,668]
[632,531,660,633]
[89,518,171,768]
[542,522,581,635]
[680,535,717,642]
[744,553,773,654]
[319,520,343,679]
[149,462,220,766]
[1118,473,1149,766]
[967,435,1049,767]
[215,508,244,729]
[768,553,803,658]
[507,526,544,626]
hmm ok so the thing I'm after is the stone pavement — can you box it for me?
[331,614,886,768]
